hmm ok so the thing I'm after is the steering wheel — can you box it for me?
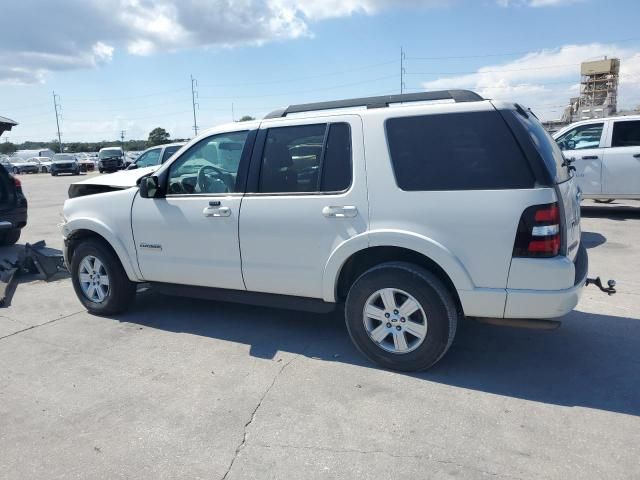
[197,165,229,193]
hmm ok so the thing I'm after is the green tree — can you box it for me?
[238,115,255,122]
[148,127,170,146]
[0,142,16,155]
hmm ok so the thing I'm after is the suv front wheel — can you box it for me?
[345,262,459,372]
[70,239,136,315]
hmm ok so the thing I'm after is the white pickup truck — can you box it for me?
[554,115,640,202]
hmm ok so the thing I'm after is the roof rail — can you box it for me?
[264,90,483,119]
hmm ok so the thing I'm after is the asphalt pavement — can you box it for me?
[1,172,638,479]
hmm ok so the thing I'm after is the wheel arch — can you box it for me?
[65,222,141,282]
[324,230,475,307]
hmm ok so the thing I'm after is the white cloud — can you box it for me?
[0,0,446,84]
[497,0,584,6]
[421,43,640,120]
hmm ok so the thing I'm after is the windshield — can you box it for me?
[53,154,75,161]
[99,149,123,159]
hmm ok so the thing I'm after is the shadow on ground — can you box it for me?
[114,291,640,417]
[581,203,640,221]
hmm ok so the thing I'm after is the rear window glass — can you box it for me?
[514,109,569,183]
[386,111,535,191]
[612,120,640,147]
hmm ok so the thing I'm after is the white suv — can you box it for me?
[553,115,640,202]
[61,90,588,371]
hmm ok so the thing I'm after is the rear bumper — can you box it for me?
[504,245,588,319]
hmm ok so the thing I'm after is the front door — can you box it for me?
[131,130,252,289]
[239,116,368,299]
[555,121,606,196]
[602,119,640,195]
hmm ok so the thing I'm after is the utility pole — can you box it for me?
[400,47,406,95]
[120,130,126,149]
[52,91,63,153]
[191,74,199,136]
[231,102,235,122]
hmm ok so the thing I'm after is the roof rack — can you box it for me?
[264,90,483,119]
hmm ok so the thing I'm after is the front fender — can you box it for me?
[63,217,142,282]
[322,229,475,302]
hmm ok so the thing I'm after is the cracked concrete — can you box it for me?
[1,174,639,480]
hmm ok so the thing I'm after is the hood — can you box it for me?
[68,166,159,199]
[75,166,158,188]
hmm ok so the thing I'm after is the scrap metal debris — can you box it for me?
[0,241,67,306]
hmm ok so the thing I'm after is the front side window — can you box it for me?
[556,123,604,151]
[135,148,161,168]
[258,123,352,194]
[167,131,248,195]
[611,120,640,147]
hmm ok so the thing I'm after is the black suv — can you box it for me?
[0,164,27,245]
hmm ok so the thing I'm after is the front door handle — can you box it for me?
[582,155,599,160]
[322,206,358,218]
[203,206,231,218]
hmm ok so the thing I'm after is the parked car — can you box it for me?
[50,154,80,176]
[62,91,590,371]
[0,166,27,245]
[98,147,125,173]
[78,157,96,172]
[29,157,53,173]
[126,143,185,170]
[554,115,640,203]
[6,158,39,175]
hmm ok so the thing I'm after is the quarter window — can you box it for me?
[611,120,640,147]
[167,131,248,195]
[257,123,352,194]
[556,123,604,151]
[386,111,535,191]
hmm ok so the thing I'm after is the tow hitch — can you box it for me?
[585,277,617,295]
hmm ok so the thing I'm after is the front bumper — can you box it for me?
[504,245,588,319]
[52,164,79,174]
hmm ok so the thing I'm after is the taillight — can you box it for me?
[513,202,561,258]
[12,176,21,187]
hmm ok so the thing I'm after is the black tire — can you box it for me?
[98,169,104,174]
[345,262,459,372]
[70,239,136,315]
[0,229,21,246]
[594,199,615,204]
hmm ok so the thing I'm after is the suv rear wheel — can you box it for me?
[345,262,459,372]
[70,240,136,315]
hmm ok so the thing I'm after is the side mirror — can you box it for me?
[139,175,160,198]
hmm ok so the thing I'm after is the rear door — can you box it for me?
[602,119,640,195]
[555,121,606,196]
[239,115,367,299]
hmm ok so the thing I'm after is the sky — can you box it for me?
[1,0,640,143]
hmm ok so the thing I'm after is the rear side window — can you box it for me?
[612,120,640,147]
[258,123,352,194]
[162,145,181,162]
[386,111,535,191]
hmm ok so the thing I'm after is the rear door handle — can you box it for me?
[322,206,358,218]
[203,206,231,217]
[582,155,599,160]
